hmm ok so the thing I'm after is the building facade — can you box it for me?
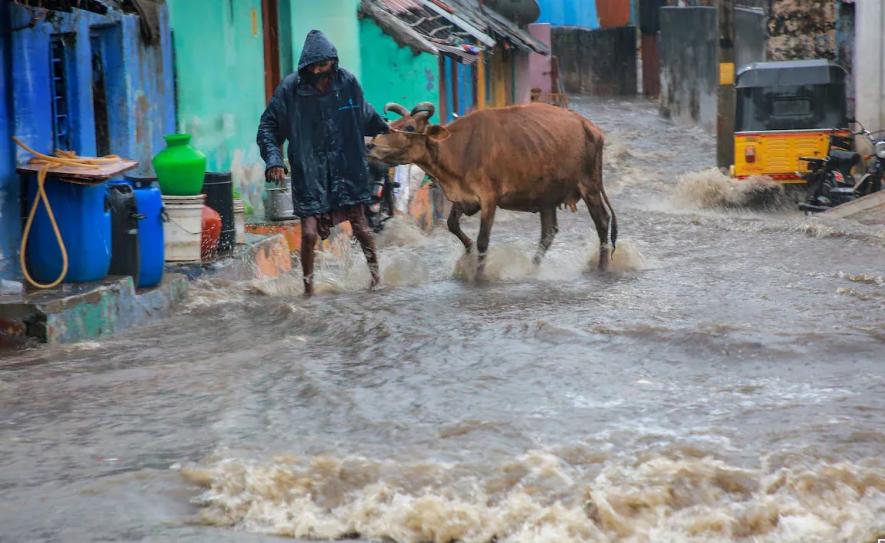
[1,1,175,281]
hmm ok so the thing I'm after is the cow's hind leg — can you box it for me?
[582,192,611,271]
[476,203,497,280]
[533,207,558,265]
[447,203,474,253]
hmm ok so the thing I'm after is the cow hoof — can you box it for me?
[532,255,542,266]
[597,248,611,272]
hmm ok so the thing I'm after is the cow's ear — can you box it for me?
[426,125,450,142]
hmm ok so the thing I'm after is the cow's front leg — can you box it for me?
[476,203,496,281]
[447,203,474,253]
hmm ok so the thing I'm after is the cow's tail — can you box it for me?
[588,123,618,253]
[602,184,618,253]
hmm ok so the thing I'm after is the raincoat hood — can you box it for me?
[298,30,338,71]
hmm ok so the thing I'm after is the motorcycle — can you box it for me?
[799,121,885,214]
[366,159,399,233]
[856,128,885,197]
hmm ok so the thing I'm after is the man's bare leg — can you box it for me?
[300,216,319,297]
[347,206,380,289]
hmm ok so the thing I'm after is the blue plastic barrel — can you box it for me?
[124,176,165,288]
[25,176,111,284]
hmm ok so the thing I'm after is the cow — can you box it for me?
[367,102,617,276]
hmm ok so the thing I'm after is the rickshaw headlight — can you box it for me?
[875,141,885,159]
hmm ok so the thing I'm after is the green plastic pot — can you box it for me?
[153,133,207,196]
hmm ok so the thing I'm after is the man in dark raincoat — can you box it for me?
[257,30,389,296]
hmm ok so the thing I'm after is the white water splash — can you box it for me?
[671,168,789,210]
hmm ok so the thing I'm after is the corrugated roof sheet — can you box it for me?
[361,0,482,62]
[447,0,549,55]
[11,0,112,14]
[360,0,548,62]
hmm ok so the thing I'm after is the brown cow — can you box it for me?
[367,102,617,275]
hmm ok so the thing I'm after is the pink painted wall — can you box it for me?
[516,52,532,104]
[528,23,553,95]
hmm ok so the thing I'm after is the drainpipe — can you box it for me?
[476,51,486,109]
[438,55,448,121]
[717,0,736,170]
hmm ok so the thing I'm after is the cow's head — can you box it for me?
[384,102,435,134]
[367,124,450,165]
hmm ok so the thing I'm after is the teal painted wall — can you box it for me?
[358,19,440,123]
[289,0,362,78]
[167,0,267,213]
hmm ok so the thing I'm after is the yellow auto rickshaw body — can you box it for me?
[733,60,849,182]
[734,129,849,182]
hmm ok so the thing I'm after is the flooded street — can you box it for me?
[1,98,883,542]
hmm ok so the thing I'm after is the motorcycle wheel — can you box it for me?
[855,173,882,197]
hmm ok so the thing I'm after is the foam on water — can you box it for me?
[798,217,885,245]
[180,450,885,543]
[452,238,647,283]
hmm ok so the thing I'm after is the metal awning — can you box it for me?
[446,0,549,55]
[736,60,848,88]
[360,0,550,62]
[419,0,496,48]
[10,0,113,14]
[359,0,483,63]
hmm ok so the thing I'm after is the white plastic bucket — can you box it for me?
[233,199,246,245]
[162,194,205,263]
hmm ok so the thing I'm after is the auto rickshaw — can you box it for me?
[732,59,850,183]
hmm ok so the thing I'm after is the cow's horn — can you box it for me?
[410,101,436,117]
[384,103,410,118]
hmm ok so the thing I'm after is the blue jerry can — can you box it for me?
[125,176,165,288]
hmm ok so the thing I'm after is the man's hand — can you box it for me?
[266,166,285,184]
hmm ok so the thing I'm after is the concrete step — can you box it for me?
[822,190,885,225]
[0,233,293,346]
[0,274,188,345]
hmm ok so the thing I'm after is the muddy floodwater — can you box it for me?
[1,98,883,543]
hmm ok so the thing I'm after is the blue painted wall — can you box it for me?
[0,5,18,280]
[442,58,477,121]
[457,63,475,116]
[2,4,175,281]
[536,0,599,29]
[10,6,175,167]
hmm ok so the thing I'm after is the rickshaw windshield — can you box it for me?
[736,83,847,132]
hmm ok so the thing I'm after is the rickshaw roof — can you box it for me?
[736,59,847,89]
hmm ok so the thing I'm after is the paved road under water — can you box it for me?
[1,98,883,543]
